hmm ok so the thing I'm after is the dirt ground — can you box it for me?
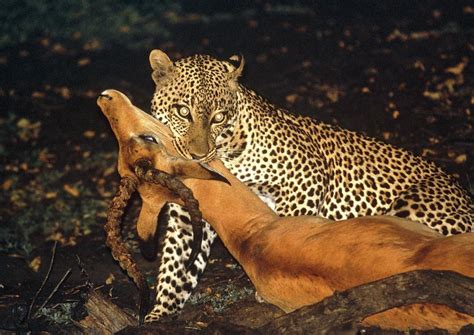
[1,1,473,333]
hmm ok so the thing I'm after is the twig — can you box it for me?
[76,254,92,287]
[33,268,72,318]
[64,283,90,295]
[27,240,58,321]
[207,272,247,288]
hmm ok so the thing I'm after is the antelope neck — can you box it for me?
[182,159,277,262]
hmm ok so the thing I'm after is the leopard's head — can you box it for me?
[149,49,244,162]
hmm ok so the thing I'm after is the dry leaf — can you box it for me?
[52,43,66,54]
[285,93,299,104]
[195,321,208,328]
[64,184,80,197]
[17,118,41,141]
[446,58,468,75]
[103,166,116,177]
[2,179,13,191]
[83,39,101,51]
[96,211,108,218]
[119,25,130,33]
[413,60,425,71]
[386,29,408,42]
[31,91,45,98]
[432,9,441,19]
[58,86,71,99]
[48,231,66,244]
[302,60,311,68]
[105,273,115,285]
[410,31,431,40]
[455,154,467,164]
[422,148,437,157]
[326,89,339,103]
[84,90,97,98]
[45,192,58,199]
[439,78,457,93]
[423,91,441,100]
[39,149,56,164]
[72,31,82,39]
[29,256,41,272]
[77,57,91,66]
[247,19,258,28]
[83,130,96,139]
[17,118,32,128]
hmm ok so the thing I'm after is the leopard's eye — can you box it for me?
[171,104,192,121]
[178,106,190,118]
[211,112,227,125]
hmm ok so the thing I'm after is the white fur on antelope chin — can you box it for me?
[258,194,277,212]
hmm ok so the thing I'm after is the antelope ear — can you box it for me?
[149,49,175,86]
[227,54,244,90]
[172,159,230,185]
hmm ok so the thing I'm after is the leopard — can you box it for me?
[142,49,473,322]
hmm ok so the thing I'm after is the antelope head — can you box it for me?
[97,89,228,266]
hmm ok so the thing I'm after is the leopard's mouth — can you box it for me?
[173,138,216,163]
[201,147,217,163]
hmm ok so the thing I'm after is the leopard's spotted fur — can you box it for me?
[144,50,473,321]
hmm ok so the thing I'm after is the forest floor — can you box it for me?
[1,1,473,333]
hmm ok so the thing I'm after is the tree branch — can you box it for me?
[261,270,474,334]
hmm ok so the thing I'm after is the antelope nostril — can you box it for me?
[98,93,112,100]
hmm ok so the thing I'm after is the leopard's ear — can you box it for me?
[149,49,175,86]
[227,54,244,90]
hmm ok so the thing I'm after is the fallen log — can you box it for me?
[78,289,137,334]
[261,270,474,334]
[77,270,474,334]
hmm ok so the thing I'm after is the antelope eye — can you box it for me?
[139,135,158,144]
[212,112,227,124]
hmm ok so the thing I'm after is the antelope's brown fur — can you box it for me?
[98,89,474,333]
